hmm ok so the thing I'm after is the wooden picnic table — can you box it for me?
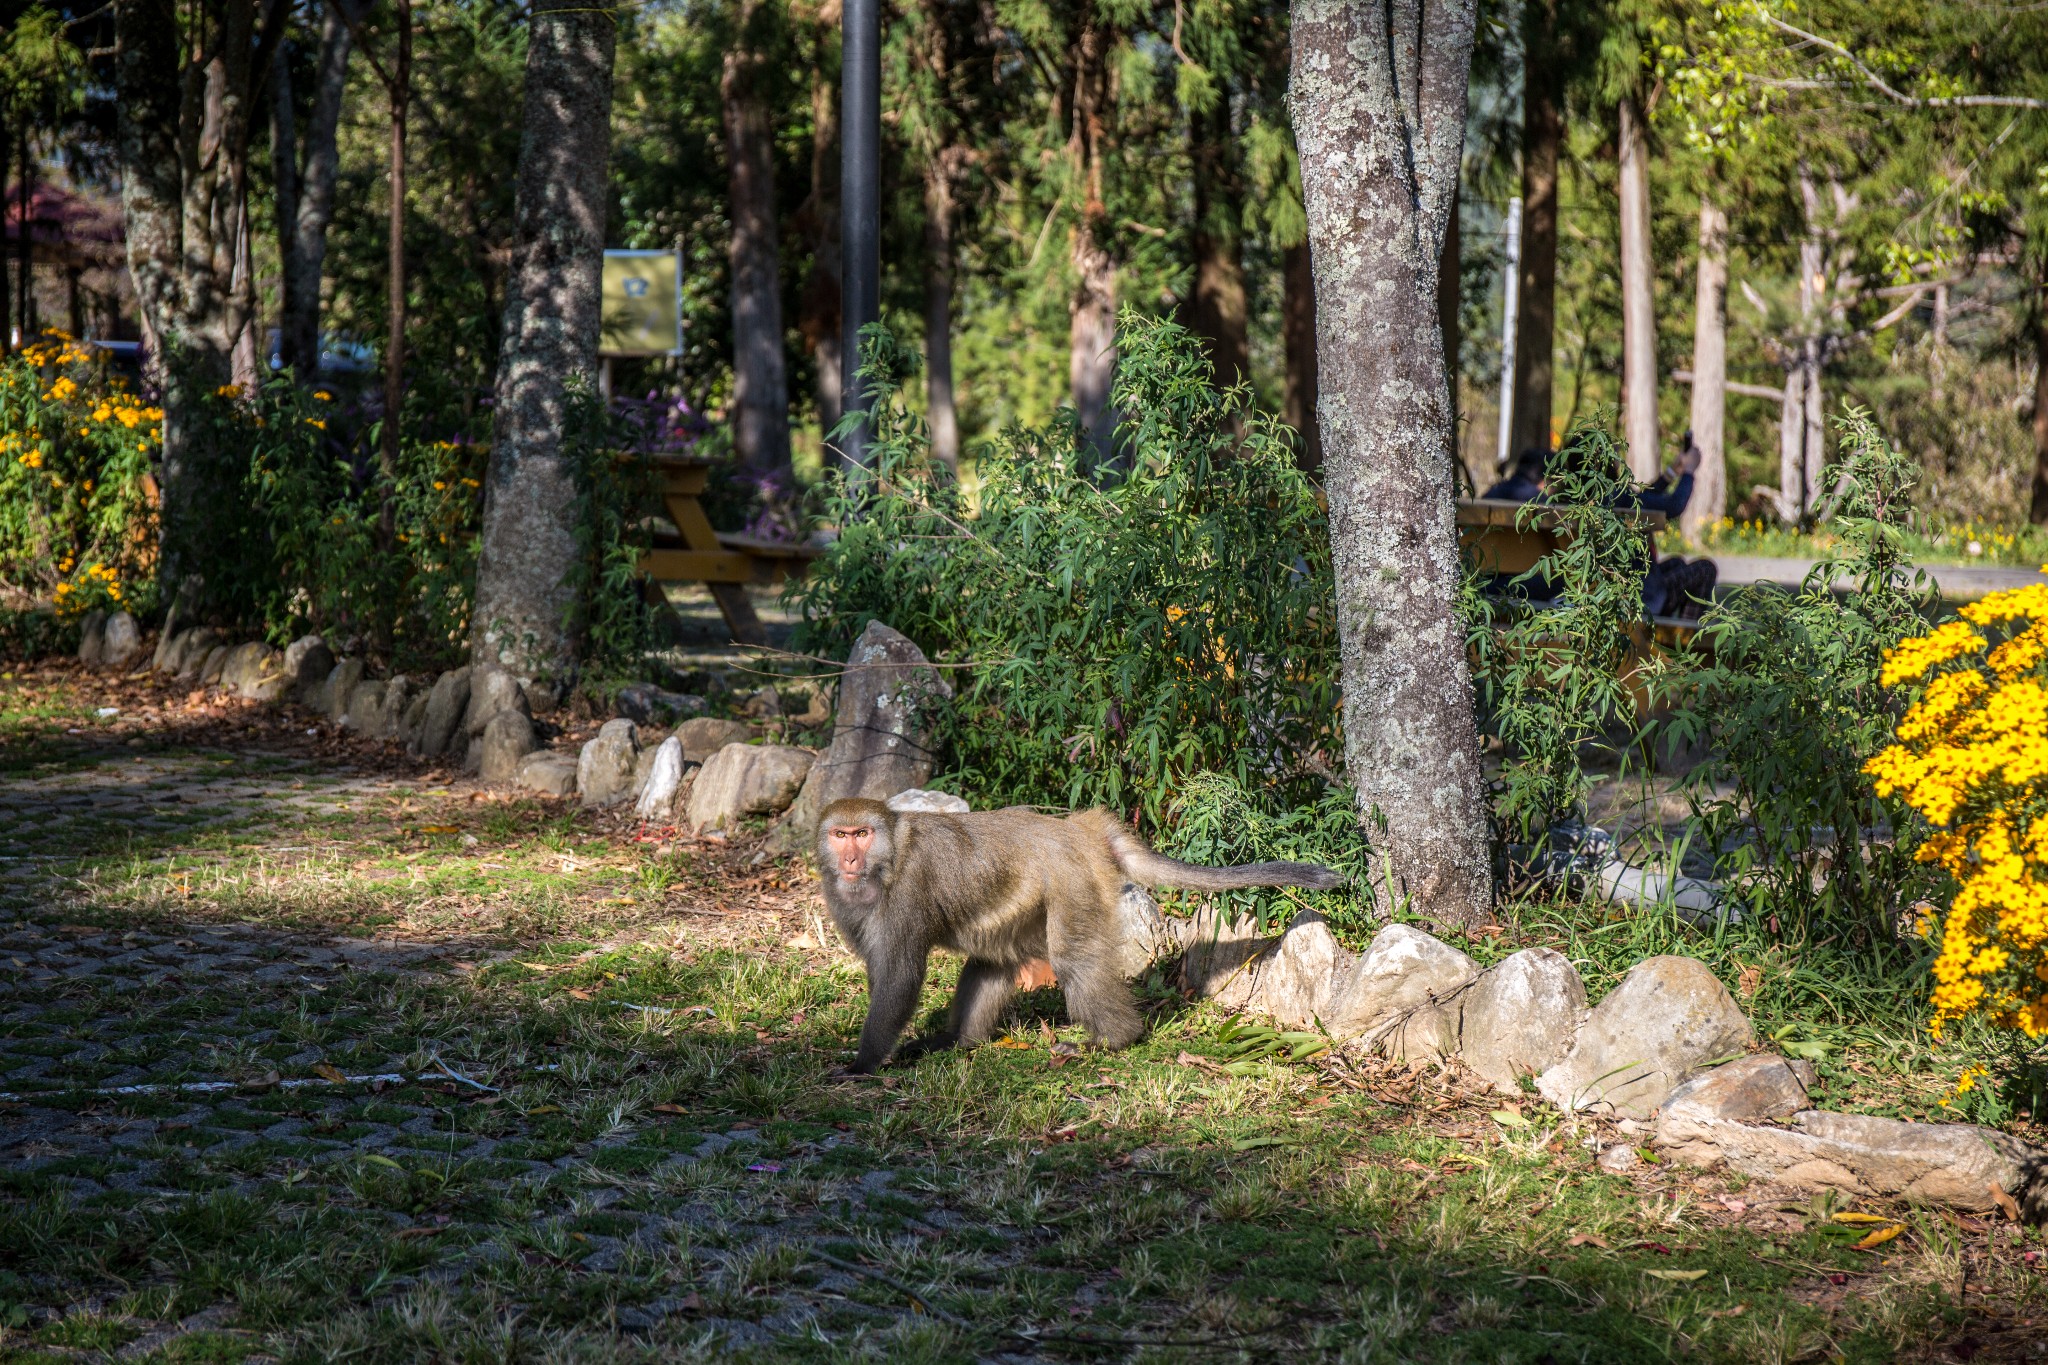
[1455,497,1668,576]
[637,454,822,645]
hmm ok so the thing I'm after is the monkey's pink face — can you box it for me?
[827,823,875,880]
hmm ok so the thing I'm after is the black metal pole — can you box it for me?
[839,0,880,468]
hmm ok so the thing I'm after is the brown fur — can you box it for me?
[815,798,1342,1072]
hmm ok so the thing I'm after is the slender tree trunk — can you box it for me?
[1617,94,1659,481]
[722,0,791,475]
[1683,195,1727,538]
[277,0,360,380]
[270,36,300,356]
[1290,0,1491,931]
[1510,0,1560,457]
[1188,101,1248,385]
[922,159,960,469]
[2032,296,2048,525]
[1777,360,1805,521]
[801,65,842,437]
[1067,8,1116,462]
[381,0,412,508]
[1795,167,1826,518]
[1282,240,1321,471]
[1931,281,1948,404]
[15,133,31,340]
[0,108,12,352]
[472,0,617,689]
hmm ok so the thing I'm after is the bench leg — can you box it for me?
[707,582,770,646]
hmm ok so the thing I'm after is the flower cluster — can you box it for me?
[0,331,161,606]
[1867,583,2048,1036]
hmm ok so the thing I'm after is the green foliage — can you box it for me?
[793,312,1342,830]
[1156,772,1374,939]
[0,338,161,618]
[1673,409,1944,939]
[1465,423,1651,847]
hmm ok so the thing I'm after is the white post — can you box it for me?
[1495,196,1523,469]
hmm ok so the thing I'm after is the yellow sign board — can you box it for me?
[601,250,682,356]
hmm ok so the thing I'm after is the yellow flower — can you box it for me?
[1880,620,1986,686]
[306,419,326,430]
[216,383,243,399]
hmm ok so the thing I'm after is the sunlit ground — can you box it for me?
[1,663,2043,1363]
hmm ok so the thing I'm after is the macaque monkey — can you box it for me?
[816,797,1343,1072]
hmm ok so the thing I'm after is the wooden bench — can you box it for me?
[1457,498,1711,717]
[637,454,823,645]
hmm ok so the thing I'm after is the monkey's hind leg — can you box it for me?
[1050,954,1145,1052]
[948,958,1018,1047]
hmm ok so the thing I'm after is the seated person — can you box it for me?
[1634,430,1701,518]
[1482,447,1548,502]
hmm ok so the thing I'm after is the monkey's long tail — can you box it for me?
[1107,832,1346,892]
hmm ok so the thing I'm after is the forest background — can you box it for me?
[7,0,2048,575]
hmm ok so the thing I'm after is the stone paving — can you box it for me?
[0,744,1042,1362]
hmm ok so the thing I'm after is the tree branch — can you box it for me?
[1764,14,2048,109]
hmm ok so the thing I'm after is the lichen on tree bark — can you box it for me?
[471,0,617,691]
[1289,0,1493,929]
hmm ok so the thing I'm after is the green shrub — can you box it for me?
[1156,772,1376,936]
[1671,409,1944,941]
[1464,423,1652,851]
[791,313,1345,831]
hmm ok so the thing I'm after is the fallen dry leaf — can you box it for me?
[1568,1233,1611,1249]
[1854,1224,1906,1251]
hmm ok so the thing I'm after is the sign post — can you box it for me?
[840,0,880,469]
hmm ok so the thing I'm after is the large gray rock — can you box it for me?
[1657,1055,1812,1138]
[887,788,971,814]
[464,667,530,738]
[76,610,106,666]
[100,612,144,670]
[220,642,290,701]
[1379,1000,1462,1064]
[399,691,431,750]
[615,682,707,727]
[283,636,334,700]
[687,742,817,832]
[479,710,540,784]
[515,750,580,797]
[340,679,383,731]
[1458,947,1588,1092]
[1537,956,1754,1119]
[634,736,688,822]
[772,621,951,848]
[320,659,365,722]
[197,644,231,687]
[676,717,753,764]
[415,667,472,760]
[1111,884,1184,979]
[1179,904,1274,1009]
[374,676,417,739]
[1656,1105,2046,1219]
[1324,924,1482,1042]
[170,626,222,679]
[578,719,643,808]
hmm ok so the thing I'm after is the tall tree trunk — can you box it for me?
[472,0,616,689]
[1617,94,1659,481]
[269,36,300,357]
[1290,0,1492,931]
[15,132,30,340]
[722,0,791,475]
[1282,240,1321,470]
[1510,0,1560,457]
[922,158,960,469]
[115,0,276,591]
[2032,296,2048,525]
[800,64,842,437]
[1777,361,1805,522]
[1067,8,1116,462]
[1792,167,1827,519]
[380,0,412,511]
[277,0,360,380]
[1683,195,1727,538]
[1188,101,1248,385]
[0,107,12,351]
